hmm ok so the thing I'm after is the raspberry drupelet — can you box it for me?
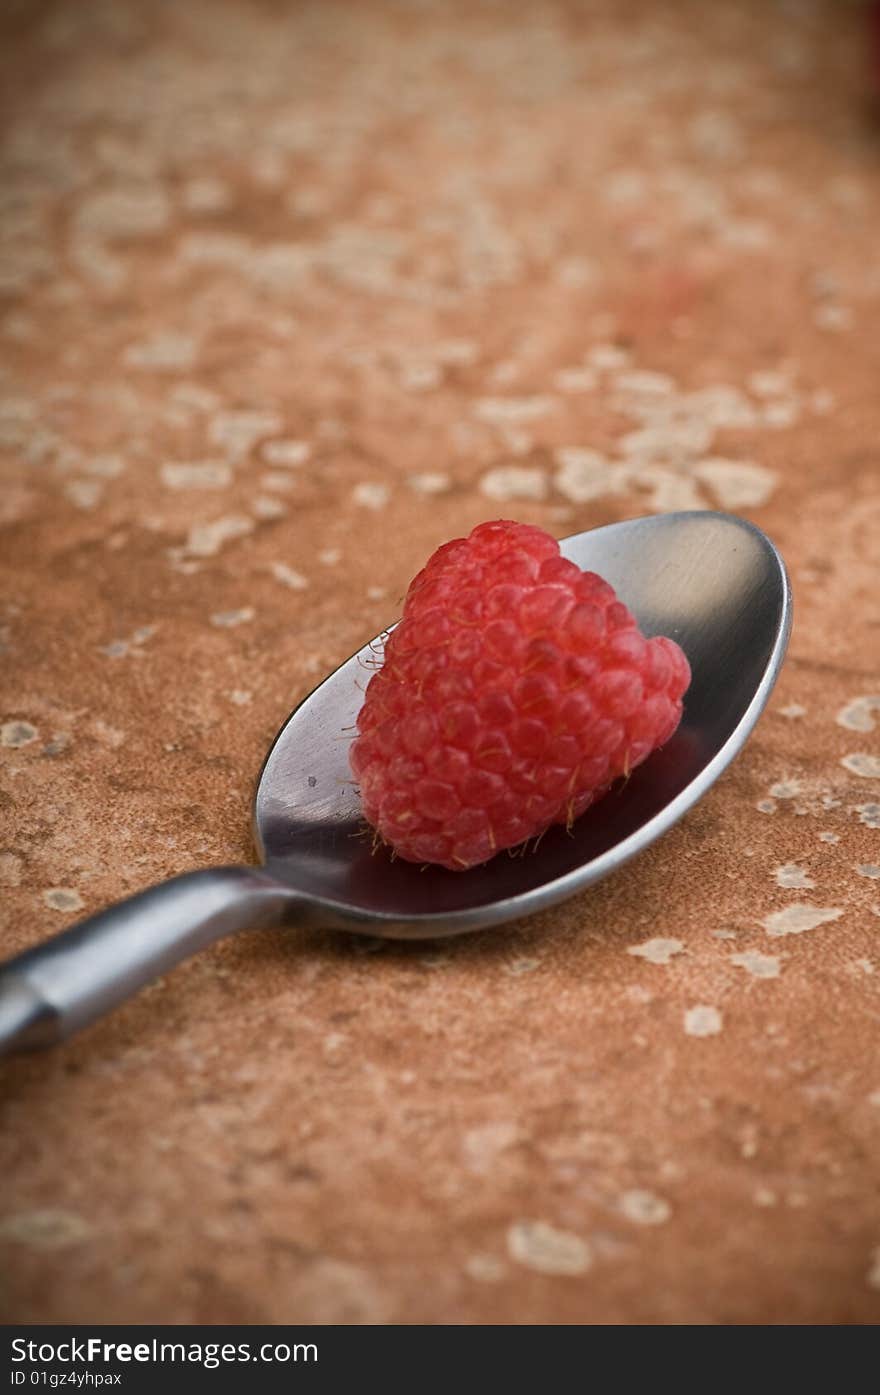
[350,520,691,871]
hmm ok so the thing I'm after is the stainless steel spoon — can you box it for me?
[0,510,790,1056]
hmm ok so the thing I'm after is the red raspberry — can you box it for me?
[351,519,690,870]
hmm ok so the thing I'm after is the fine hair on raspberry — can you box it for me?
[350,519,691,871]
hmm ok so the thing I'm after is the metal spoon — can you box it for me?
[0,510,790,1056]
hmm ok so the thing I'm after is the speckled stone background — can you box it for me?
[2,0,880,1325]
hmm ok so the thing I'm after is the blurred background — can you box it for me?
[1,0,879,1326]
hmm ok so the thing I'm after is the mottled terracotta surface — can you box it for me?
[2,0,880,1325]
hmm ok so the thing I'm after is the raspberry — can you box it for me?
[351,519,690,871]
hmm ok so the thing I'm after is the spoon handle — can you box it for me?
[0,867,302,1056]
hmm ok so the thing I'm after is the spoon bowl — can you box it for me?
[255,510,790,933]
[0,511,790,1053]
